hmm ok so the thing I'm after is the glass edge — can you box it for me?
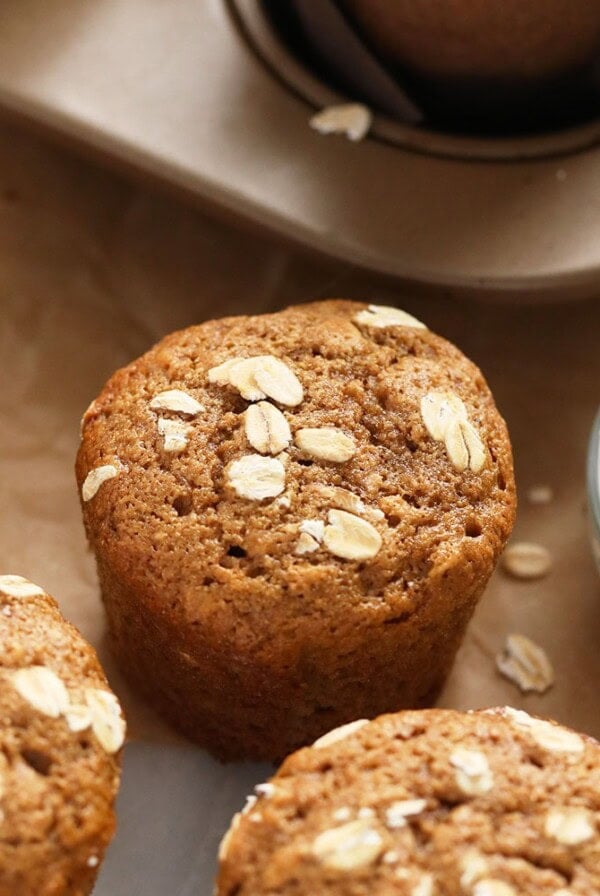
[587,408,600,542]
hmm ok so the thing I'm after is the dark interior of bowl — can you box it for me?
[394,69,600,136]
[266,0,600,138]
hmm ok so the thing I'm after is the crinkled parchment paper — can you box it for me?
[1,119,600,892]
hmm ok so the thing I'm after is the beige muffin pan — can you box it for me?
[0,0,598,299]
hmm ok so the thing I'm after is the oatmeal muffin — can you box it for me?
[76,300,515,761]
[0,575,125,896]
[216,707,600,895]
[343,0,600,82]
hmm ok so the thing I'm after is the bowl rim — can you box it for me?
[587,408,600,541]
[235,0,600,163]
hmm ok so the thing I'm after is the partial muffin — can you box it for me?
[0,574,125,896]
[343,0,600,82]
[216,707,600,895]
[341,0,600,126]
[76,300,515,761]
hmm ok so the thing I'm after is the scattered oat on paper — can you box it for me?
[526,485,553,506]
[310,103,372,142]
[502,542,552,580]
[496,633,554,694]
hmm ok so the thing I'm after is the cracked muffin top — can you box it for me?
[0,575,125,896]
[76,299,515,638]
[216,707,600,895]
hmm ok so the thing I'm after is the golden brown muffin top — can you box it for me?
[76,300,515,644]
[217,707,600,896]
[0,575,125,896]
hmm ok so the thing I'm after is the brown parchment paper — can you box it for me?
[1,119,600,747]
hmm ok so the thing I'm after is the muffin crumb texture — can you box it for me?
[216,708,600,895]
[77,300,515,760]
[0,575,124,896]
